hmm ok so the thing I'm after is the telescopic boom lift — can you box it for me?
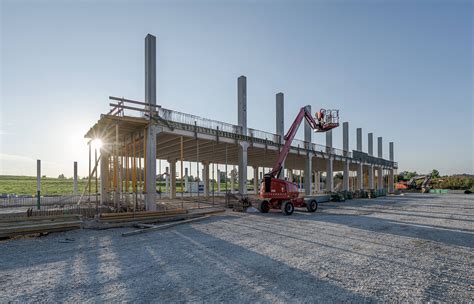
[257,106,339,215]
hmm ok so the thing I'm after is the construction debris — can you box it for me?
[122,215,210,237]
[0,214,82,239]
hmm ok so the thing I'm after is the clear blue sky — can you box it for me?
[1,0,472,178]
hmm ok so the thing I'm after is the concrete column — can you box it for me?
[304,105,312,195]
[342,122,349,191]
[315,172,321,193]
[237,76,248,195]
[368,133,374,156]
[231,165,235,192]
[253,167,259,194]
[326,130,333,192]
[169,160,176,199]
[326,130,333,153]
[378,137,383,190]
[356,128,363,190]
[145,126,158,211]
[389,142,394,193]
[343,161,350,191]
[356,128,362,151]
[203,161,210,197]
[276,93,285,179]
[238,142,248,195]
[238,76,247,135]
[184,167,189,192]
[73,161,78,195]
[288,169,293,182]
[145,34,156,113]
[100,148,109,205]
[217,169,221,193]
[304,153,313,195]
[326,158,333,192]
[165,166,169,196]
[357,163,363,190]
[368,133,374,189]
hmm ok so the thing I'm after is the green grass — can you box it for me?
[0,176,253,196]
[0,175,89,196]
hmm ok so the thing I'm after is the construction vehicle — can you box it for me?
[396,175,431,193]
[256,107,339,215]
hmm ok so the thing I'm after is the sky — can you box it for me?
[1,0,473,178]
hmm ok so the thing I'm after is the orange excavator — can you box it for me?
[256,107,339,215]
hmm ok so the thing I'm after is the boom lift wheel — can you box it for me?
[306,200,318,212]
[258,200,270,213]
[281,201,294,215]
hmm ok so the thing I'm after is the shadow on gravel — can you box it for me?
[291,212,474,248]
[98,215,375,303]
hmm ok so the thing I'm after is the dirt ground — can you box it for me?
[1,193,473,303]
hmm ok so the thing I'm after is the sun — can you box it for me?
[91,138,103,150]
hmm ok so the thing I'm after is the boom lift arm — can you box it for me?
[268,107,338,178]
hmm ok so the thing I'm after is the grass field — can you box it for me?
[0,176,249,195]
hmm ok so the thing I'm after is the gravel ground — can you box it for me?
[1,193,473,303]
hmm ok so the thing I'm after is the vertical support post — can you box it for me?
[276,92,285,179]
[237,76,248,195]
[185,167,189,193]
[145,34,156,113]
[378,137,383,190]
[389,141,394,193]
[180,136,184,200]
[100,147,109,205]
[342,122,349,191]
[304,105,312,195]
[169,160,176,199]
[217,169,221,193]
[73,161,78,195]
[114,124,119,209]
[356,128,363,190]
[253,167,258,194]
[368,133,374,189]
[202,161,210,197]
[145,126,157,211]
[326,130,333,192]
[36,159,41,210]
[315,172,320,193]
[165,166,169,196]
[88,143,91,196]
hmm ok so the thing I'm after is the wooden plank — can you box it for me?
[122,216,210,237]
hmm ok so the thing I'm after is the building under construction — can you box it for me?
[84,34,398,212]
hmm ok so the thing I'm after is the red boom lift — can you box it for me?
[256,107,339,215]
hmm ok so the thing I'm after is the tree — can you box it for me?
[58,174,65,179]
[431,169,440,179]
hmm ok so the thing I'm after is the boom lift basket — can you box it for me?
[315,109,339,132]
